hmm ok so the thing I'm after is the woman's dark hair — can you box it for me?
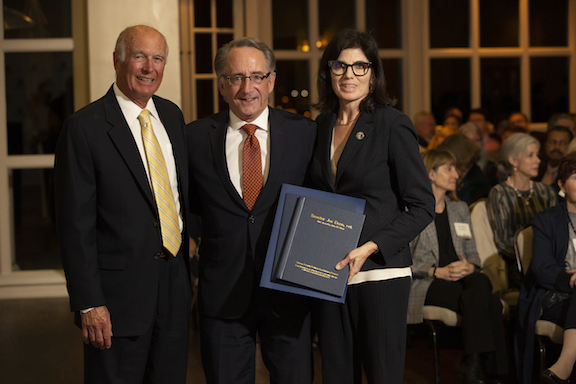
[313,29,395,114]
[557,151,576,185]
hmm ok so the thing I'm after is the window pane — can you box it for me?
[194,0,211,28]
[319,0,355,48]
[431,59,470,123]
[216,0,233,28]
[275,60,311,117]
[196,79,214,119]
[429,0,469,48]
[531,57,569,123]
[5,52,74,155]
[480,0,519,47]
[217,33,234,51]
[366,0,401,49]
[195,34,213,73]
[12,168,60,271]
[480,58,521,125]
[382,58,403,112]
[529,0,568,47]
[3,0,71,39]
[273,0,308,50]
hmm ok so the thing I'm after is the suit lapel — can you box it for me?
[209,111,246,208]
[316,113,337,192]
[104,89,156,208]
[335,111,374,185]
[259,108,285,201]
[446,199,463,256]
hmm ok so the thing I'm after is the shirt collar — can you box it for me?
[229,107,269,132]
[113,83,160,122]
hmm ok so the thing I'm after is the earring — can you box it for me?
[514,167,518,172]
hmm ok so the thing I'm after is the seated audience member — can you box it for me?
[509,111,530,132]
[460,122,498,185]
[460,122,484,149]
[486,132,503,153]
[538,126,574,190]
[443,113,462,130]
[518,152,576,384]
[427,124,459,150]
[439,133,491,204]
[501,126,526,142]
[409,149,507,383]
[414,111,436,152]
[445,106,464,122]
[487,133,557,289]
[468,108,493,146]
[548,112,576,136]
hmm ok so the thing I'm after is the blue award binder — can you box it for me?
[259,184,366,303]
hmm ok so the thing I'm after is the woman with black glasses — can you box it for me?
[308,29,435,384]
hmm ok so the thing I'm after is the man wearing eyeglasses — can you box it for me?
[185,37,316,384]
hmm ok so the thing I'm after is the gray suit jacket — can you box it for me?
[407,197,480,324]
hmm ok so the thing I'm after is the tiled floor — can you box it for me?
[0,297,512,383]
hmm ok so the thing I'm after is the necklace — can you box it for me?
[507,177,533,206]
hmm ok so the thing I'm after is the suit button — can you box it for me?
[249,215,255,224]
[153,221,159,227]
[154,253,162,260]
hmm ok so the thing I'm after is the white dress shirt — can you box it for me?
[225,108,271,198]
[113,83,183,231]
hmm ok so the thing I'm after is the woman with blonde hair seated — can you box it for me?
[487,133,557,289]
[409,149,507,383]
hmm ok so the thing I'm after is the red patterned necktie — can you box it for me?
[241,124,262,211]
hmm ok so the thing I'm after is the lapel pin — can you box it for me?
[356,131,365,140]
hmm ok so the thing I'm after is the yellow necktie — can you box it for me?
[138,109,182,257]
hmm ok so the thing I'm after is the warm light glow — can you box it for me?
[281,96,289,104]
[301,89,309,98]
[316,41,322,48]
[303,111,311,118]
[291,90,299,98]
[301,44,310,52]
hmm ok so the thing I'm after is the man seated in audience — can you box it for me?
[413,111,436,152]
[460,122,498,186]
[508,111,530,132]
[537,126,574,191]
[468,108,493,149]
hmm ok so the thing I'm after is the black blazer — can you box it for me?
[186,107,316,319]
[309,106,435,270]
[54,86,190,336]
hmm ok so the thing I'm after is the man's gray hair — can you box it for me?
[214,37,276,77]
[114,25,169,63]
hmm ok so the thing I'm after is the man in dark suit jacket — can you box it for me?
[54,25,191,383]
[186,37,316,384]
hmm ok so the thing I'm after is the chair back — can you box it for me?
[514,224,533,276]
[469,199,498,264]
[470,199,507,295]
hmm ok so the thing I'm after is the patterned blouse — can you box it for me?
[487,181,557,260]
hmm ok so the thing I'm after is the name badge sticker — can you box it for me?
[454,222,472,239]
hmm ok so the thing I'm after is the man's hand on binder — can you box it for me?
[335,241,379,282]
